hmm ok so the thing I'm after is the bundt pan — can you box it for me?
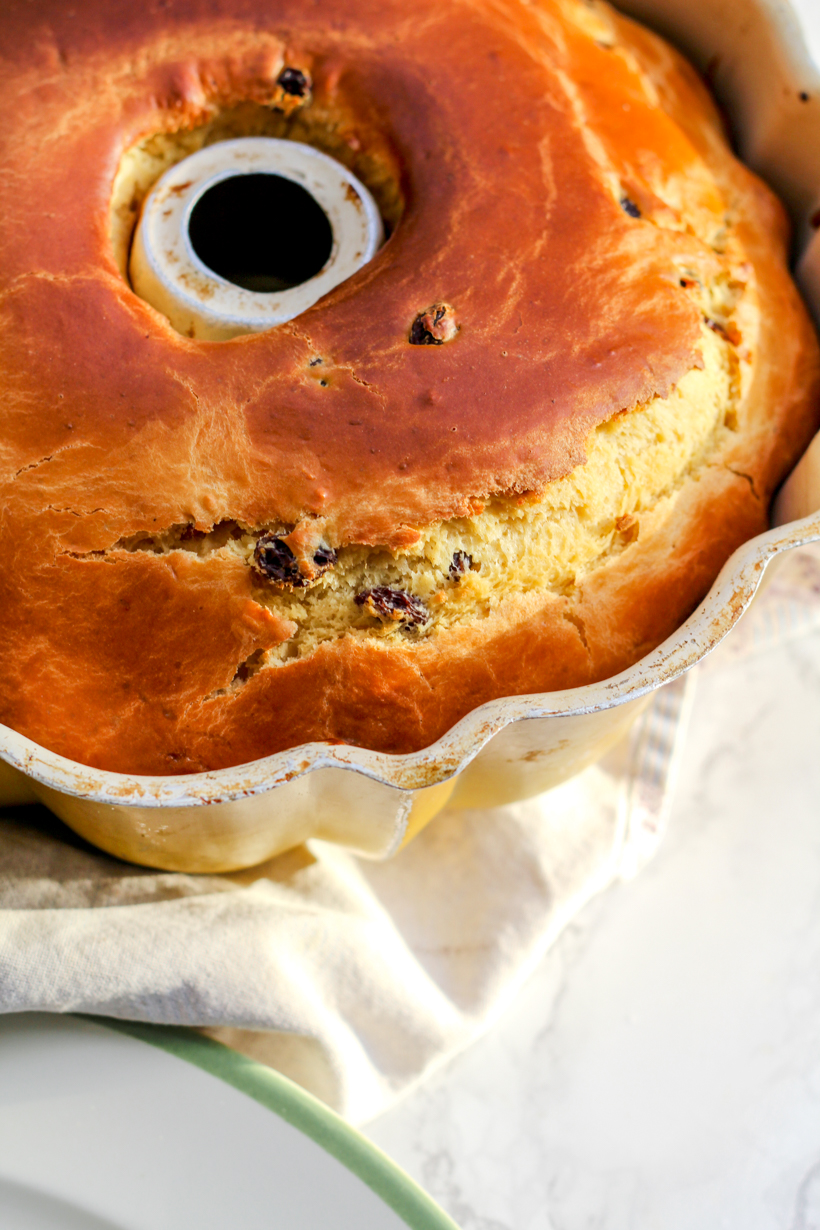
[2,0,820,872]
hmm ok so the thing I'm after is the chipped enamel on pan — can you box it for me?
[2,0,820,873]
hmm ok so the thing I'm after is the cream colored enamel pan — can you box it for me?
[1,0,820,872]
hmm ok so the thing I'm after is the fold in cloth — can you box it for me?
[1,544,817,1124]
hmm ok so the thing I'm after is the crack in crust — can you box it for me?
[253,531,337,587]
[59,312,747,666]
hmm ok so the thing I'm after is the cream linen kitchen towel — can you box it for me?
[0,544,817,1126]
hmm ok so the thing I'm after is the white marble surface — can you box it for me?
[789,0,820,69]
[365,629,820,1229]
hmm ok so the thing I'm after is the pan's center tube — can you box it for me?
[129,138,384,341]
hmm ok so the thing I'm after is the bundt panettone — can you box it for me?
[0,0,818,775]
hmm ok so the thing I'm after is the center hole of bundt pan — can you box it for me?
[187,172,334,293]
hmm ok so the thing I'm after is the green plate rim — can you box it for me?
[81,1016,460,1230]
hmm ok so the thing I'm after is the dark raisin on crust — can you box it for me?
[409,312,440,346]
[449,550,473,581]
[253,533,337,587]
[355,586,430,627]
[620,196,641,219]
[409,303,459,345]
[277,67,310,97]
[312,543,338,571]
[253,534,301,584]
[704,316,742,345]
[615,513,639,544]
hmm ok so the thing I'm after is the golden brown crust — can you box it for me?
[0,0,707,547]
[0,0,818,774]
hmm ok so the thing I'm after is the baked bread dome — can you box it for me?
[0,0,818,775]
